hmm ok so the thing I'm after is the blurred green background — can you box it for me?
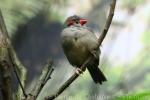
[0,0,150,100]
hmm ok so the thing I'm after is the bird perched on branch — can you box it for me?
[60,15,107,84]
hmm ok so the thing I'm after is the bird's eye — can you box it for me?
[75,20,79,24]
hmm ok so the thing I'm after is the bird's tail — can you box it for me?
[87,65,107,84]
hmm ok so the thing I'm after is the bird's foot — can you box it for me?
[75,68,83,75]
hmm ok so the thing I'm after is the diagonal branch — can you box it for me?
[45,0,116,100]
[45,58,92,100]
[0,9,27,99]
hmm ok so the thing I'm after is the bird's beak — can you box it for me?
[79,19,87,26]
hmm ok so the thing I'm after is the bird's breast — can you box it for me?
[62,35,90,66]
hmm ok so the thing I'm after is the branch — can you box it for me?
[0,60,13,100]
[98,0,116,46]
[45,58,92,100]
[0,13,13,100]
[45,0,116,100]
[26,60,54,100]
[0,9,27,99]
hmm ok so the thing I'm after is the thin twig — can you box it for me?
[10,46,27,99]
[45,0,116,100]
[11,59,27,98]
[43,67,54,85]
[26,60,54,100]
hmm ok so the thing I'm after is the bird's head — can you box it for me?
[65,15,87,27]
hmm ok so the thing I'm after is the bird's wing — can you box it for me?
[77,27,100,58]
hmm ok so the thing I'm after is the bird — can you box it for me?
[60,15,107,84]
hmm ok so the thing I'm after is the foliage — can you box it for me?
[121,0,144,9]
[142,30,150,46]
[113,91,150,100]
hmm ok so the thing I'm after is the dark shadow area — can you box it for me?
[12,12,64,83]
